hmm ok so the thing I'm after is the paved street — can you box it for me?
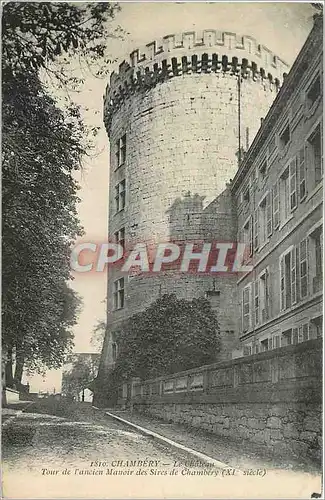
[2,398,322,499]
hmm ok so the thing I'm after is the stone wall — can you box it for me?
[120,339,322,463]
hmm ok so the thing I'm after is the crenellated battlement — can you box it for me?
[127,30,288,72]
[104,30,290,131]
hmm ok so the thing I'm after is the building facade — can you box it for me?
[101,30,289,371]
[232,16,323,356]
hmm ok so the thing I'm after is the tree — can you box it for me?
[2,2,122,385]
[2,3,122,82]
[91,320,107,350]
[111,294,221,383]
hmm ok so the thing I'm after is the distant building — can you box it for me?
[78,388,94,403]
[61,353,100,400]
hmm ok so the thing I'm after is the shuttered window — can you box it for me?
[280,250,295,310]
[280,256,285,310]
[243,344,252,356]
[272,335,281,349]
[254,209,259,251]
[254,344,260,354]
[298,323,309,343]
[292,327,299,345]
[249,216,253,257]
[242,217,253,259]
[266,191,272,236]
[242,285,251,332]
[254,279,259,326]
[298,147,307,200]
[273,181,280,229]
[260,269,270,322]
[289,158,297,210]
[299,239,308,298]
[290,247,297,305]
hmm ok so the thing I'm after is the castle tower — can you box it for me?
[101,30,289,371]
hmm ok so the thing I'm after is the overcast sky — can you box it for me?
[28,1,314,392]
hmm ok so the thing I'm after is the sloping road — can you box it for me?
[2,398,322,499]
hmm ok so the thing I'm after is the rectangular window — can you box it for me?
[289,158,297,210]
[292,327,299,345]
[260,338,269,352]
[281,328,293,346]
[306,74,321,108]
[266,191,272,237]
[309,226,323,294]
[273,181,280,229]
[279,123,290,149]
[115,179,126,213]
[253,208,259,251]
[307,125,322,186]
[254,343,260,354]
[280,249,295,310]
[280,167,290,223]
[291,245,297,305]
[298,147,307,200]
[115,134,126,168]
[113,278,125,310]
[114,227,125,250]
[272,335,281,349]
[243,344,252,356]
[299,239,308,299]
[242,285,251,333]
[254,279,259,326]
[310,316,323,339]
[281,328,299,346]
[298,323,309,343]
[259,196,267,246]
[259,159,267,180]
[280,256,285,310]
[242,217,253,258]
[259,270,270,322]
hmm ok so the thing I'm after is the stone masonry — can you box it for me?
[101,30,289,371]
[126,339,322,463]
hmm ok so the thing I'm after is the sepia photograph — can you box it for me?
[2,1,323,498]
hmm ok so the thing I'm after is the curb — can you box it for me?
[2,401,34,428]
[97,407,238,471]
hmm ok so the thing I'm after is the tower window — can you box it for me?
[113,278,125,310]
[115,179,126,213]
[115,227,125,249]
[115,134,126,169]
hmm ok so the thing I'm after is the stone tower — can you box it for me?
[101,30,289,371]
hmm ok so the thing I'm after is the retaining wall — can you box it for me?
[119,339,322,462]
